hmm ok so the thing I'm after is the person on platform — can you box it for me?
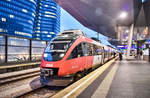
[119,52,123,60]
[137,50,140,59]
[140,50,143,60]
[113,52,116,58]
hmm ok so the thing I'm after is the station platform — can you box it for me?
[53,56,150,98]
[0,61,40,74]
[78,56,150,98]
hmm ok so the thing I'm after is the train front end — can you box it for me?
[40,34,77,86]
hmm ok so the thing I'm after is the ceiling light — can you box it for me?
[142,0,147,3]
[119,11,127,19]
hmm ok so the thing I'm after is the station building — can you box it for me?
[33,0,60,40]
[0,0,60,63]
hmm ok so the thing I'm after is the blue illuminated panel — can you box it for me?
[148,39,150,44]
[142,0,147,3]
[33,0,60,40]
[117,44,137,50]
[0,0,37,38]
[0,0,60,41]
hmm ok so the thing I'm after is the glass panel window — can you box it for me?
[8,46,29,62]
[8,54,29,62]
[32,40,46,60]
[0,46,5,63]
[32,47,44,54]
[32,54,42,60]
[8,46,29,54]
[32,47,44,60]
[0,36,5,45]
[32,40,46,47]
[8,37,29,46]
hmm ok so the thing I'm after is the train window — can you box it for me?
[98,46,102,55]
[83,43,94,56]
[89,43,94,56]
[50,42,68,50]
[82,43,89,56]
[44,42,67,61]
[93,44,97,55]
[67,43,84,60]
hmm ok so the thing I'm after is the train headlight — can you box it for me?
[60,53,64,58]
[44,53,48,57]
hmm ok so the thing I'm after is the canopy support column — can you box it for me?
[126,24,134,57]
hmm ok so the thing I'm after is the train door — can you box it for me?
[98,46,103,65]
[104,46,108,62]
[101,47,105,64]
[66,43,85,74]
[93,45,102,65]
[82,43,90,70]
[80,43,87,71]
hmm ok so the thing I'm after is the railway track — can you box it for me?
[0,67,40,85]
[19,86,66,98]
[0,59,115,98]
[0,68,42,98]
[0,67,70,98]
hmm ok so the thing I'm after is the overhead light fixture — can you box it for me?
[119,11,127,19]
[125,30,129,33]
[142,0,147,3]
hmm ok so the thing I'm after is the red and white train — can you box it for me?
[40,30,117,85]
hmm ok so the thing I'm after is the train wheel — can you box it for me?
[87,68,92,73]
[83,69,88,76]
[73,72,84,82]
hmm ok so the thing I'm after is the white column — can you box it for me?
[126,24,134,57]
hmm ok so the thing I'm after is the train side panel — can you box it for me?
[92,55,102,68]
[60,56,93,76]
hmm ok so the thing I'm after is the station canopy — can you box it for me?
[55,0,149,39]
[55,0,135,39]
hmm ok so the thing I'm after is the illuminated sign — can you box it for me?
[142,0,147,3]
[147,39,150,44]
[117,44,137,50]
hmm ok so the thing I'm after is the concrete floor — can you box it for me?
[78,56,150,98]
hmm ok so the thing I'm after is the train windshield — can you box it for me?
[44,35,76,61]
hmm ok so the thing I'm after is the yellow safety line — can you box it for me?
[52,57,118,98]
[91,61,119,98]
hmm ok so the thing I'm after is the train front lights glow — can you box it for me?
[62,34,69,37]
[44,53,48,57]
[60,54,65,58]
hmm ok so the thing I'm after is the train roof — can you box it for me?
[57,30,117,50]
[54,34,78,41]
[58,29,86,36]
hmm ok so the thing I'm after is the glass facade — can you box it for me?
[33,0,60,40]
[0,0,37,38]
[0,0,60,63]
[0,35,47,63]
[0,0,60,40]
